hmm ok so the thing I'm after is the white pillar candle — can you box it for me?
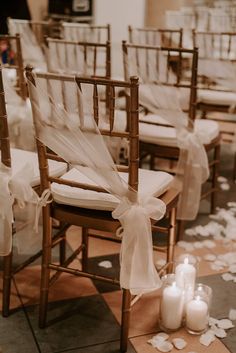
[160,282,184,331]
[186,296,208,332]
[175,258,196,289]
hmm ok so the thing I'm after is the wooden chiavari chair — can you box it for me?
[0,64,67,317]
[128,25,183,48]
[193,30,236,177]
[26,67,180,353]
[62,22,111,43]
[46,37,111,78]
[0,34,27,100]
[122,42,221,234]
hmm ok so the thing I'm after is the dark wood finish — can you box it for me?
[128,25,183,48]
[122,42,221,235]
[0,34,27,100]
[26,68,179,353]
[46,37,111,79]
[62,22,111,42]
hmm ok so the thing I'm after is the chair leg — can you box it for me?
[210,144,220,214]
[39,206,52,328]
[59,223,66,266]
[176,219,185,241]
[2,251,13,317]
[201,110,207,119]
[167,207,177,264]
[81,228,89,271]
[120,289,131,353]
[233,152,236,181]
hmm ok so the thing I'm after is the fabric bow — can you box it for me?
[174,127,210,220]
[0,162,38,256]
[112,193,166,295]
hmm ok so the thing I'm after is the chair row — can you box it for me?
[0,63,180,352]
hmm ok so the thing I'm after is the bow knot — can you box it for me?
[0,162,38,256]
[112,193,166,295]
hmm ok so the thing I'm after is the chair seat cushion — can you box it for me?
[139,119,219,147]
[198,89,236,106]
[10,148,67,187]
[51,168,174,211]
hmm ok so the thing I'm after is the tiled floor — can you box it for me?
[0,143,236,353]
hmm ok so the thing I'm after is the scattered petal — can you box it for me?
[98,260,112,269]
[217,319,234,329]
[209,317,219,326]
[221,273,235,281]
[203,254,217,262]
[220,183,230,191]
[210,325,227,338]
[229,264,236,273]
[229,309,236,321]
[218,176,228,183]
[185,228,197,236]
[177,241,194,252]
[193,241,204,249]
[172,338,187,350]
[155,340,174,352]
[200,331,216,346]
[202,240,216,249]
[148,333,169,347]
[156,259,167,269]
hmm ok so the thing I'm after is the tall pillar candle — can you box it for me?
[160,282,184,331]
[175,257,196,289]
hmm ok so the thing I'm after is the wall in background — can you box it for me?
[94,0,145,77]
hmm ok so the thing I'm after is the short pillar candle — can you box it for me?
[185,295,209,334]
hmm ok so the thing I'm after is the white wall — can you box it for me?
[94,0,146,78]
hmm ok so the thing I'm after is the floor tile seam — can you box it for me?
[218,337,234,353]
[50,338,125,353]
[13,275,42,353]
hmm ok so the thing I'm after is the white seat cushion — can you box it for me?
[198,89,236,106]
[139,119,219,147]
[51,168,173,211]
[10,148,67,187]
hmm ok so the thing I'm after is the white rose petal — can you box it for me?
[229,264,236,274]
[210,325,227,338]
[200,331,216,346]
[218,176,228,183]
[148,333,169,347]
[217,319,234,329]
[155,340,174,352]
[204,254,217,262]
[98,260,112,269]
[221,273,235,281]
[172,338,187,350]
[193,241,204,249]
[220,183,230,191]
[209,317,219,326]
[229,309,236,321]
[185,228,197,236]
[202,240,216,249]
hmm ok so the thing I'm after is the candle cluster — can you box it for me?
[159,255,212,335]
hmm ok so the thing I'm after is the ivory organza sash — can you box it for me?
[139,84,210,220]
[0,163,39,256]
[27,75,166,295]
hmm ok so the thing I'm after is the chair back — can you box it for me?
[128,26,183,48]
[122,41,198,122]
[0,34,27,100]
[62,22,111,43]
[193,29,236,60]
[26,68,139,193]
[0,65,11,167]
[46,37,111,78]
